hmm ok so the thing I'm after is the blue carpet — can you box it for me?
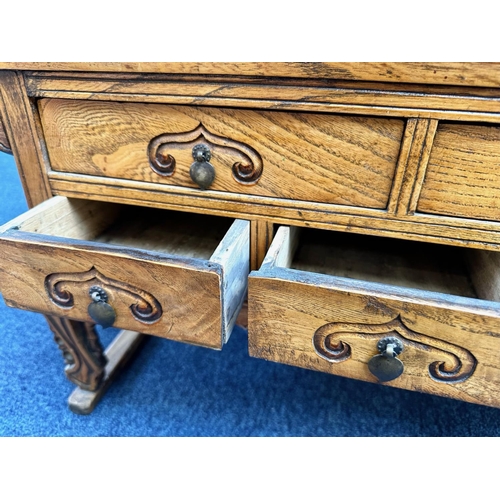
[1,152,500,436]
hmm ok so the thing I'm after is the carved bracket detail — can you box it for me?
[45,267,163,324]
[46,315,107,391]
[312,315,477,384]
[148,123,263,184]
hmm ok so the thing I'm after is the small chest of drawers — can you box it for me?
[2,62,500,413]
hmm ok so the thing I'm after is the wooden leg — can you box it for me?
[46,315,107,391]
[46,315,147,414]
[68,330,146,415]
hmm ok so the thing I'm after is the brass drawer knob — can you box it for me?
[88,286,116,329]
[368,337,404,382]
[190,144,215,190]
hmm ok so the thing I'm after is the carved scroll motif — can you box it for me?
[45,267,163,324]
[148,123,263,184]
[313,315,477,384]
[46,315,106,391]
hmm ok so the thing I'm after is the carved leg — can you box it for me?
[68,329,145,415]
[46,315,107,391]
[46,315,147,414]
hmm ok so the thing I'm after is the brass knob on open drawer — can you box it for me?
[190,144,215,190]
[88,286,116,329]
[368,337,404,382]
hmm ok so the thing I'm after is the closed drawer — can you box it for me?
[0,197,249,349]
[249,226,500,407]
[418,122,500,222]
[39,99,405,209]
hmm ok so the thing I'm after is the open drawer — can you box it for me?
[0,196,249,349]
[248,226,500,408]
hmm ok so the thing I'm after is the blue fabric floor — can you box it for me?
[1,152,500,436]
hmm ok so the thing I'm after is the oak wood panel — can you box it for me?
[0,71,51,207]
[418,123,500,222]
[248,227,500,408]
[39,98,404,209]
[0,235,223,347]
[29,89,500,124]
[25,75,500,115]
[0,197,251,349]
[48,172,500,249]
[389,119,438,216]
[4,63,500,87]
[25,71,500,97]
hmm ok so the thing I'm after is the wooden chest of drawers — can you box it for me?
[2,63,500,413]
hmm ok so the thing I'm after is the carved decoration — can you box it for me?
[45,267,163,324]
[148,123,263,184]
[46,315,107,391]
[0,117,12,155]
[313,315,477,384]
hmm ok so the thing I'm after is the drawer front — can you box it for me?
[39,99,405,209]
[418,123,500,222]
[0,197,249,349]
[248,227,500,408]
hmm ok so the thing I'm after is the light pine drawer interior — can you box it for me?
[249,226,500,407]
[0,197,249,348]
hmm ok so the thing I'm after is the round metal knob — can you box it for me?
[190,144,215,190]
[88,286,116,329]
[368,337,404,382]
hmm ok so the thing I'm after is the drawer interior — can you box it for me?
[272,226,500,303]
[10,197,234,259]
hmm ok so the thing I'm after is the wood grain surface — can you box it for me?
[250,220,274,271]
[48,172,500,250]
[5,62,500,411]
[248,226,500,408]
[418,123,500,222]
[26,74,500,123]
[46,315,106,391]
[0,71,51,207]
[24,74,500,118]
[389,119,438,216]
[39,98,404,209]
[4,62,500,88]
[0,114,11,153]
[0,197,250,349]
